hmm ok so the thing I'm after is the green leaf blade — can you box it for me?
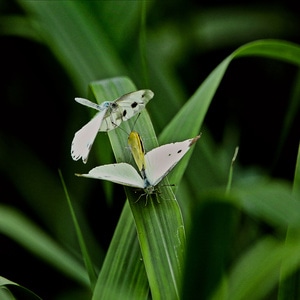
[87,77,186,299]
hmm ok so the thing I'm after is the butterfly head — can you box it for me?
[100,101,113,110]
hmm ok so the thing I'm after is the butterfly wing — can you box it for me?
[71,109,106,163]
[77,163,145,188]
[75,97,102,110]
[128,131,146,173]
[144,135,200,186]
[99,89,154,131]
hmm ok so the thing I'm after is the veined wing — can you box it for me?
[99,89,154,131]
[77,163,145,188]
[144,135,200,186]
[75,97,104,111]
[71,109,106,163]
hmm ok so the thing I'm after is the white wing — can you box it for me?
[77,163,145,188]
[99,89,154,131]
[71,109,106,163]
[75,97,103,111]
[144,136,200,186]
[71,90,153,162]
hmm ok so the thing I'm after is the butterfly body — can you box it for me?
[128,131,146,173]
[71,90,154,163]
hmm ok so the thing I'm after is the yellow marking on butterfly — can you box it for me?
[128,131,146,172]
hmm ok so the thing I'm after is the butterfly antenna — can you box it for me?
[131,113,141,131]
[116,125,130,136]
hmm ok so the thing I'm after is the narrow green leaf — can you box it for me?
[182,196,238,300]
[214,237,300,300]
[0,205,89,287]
[274,72,300,166]
[58,170,97,290]
[233,39,300,65]
[92,202,148,300]
[293,143,300,197]
[0,136,102,263]
[0,288,13,300]
[139,0,149,87]
[160,39,300,191]
[89,78,149,299]
[0,276,42,300]
[0,15,41,41]
[225,147,239,195]
[277,143,300,300]
[159,56,231,188]
[17,1,127,92]
[234,182,300,229]
[86,77,186,299]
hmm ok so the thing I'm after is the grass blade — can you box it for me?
[58,170,97,290]
[293,143,300,196]
[88,77,149,299]
[0,205,89,287]
[18,1,127,92]
[160,39,300,192]
[92,202,148,300]
[278,143,300,299]
[225,147,239,195]
[85,77,186,299]
[218,237,300,300]
[0,276,42,300]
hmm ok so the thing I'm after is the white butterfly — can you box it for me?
[77,132,200,197]
[71,89,154,163]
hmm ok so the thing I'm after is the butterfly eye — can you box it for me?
[101,101,111,109]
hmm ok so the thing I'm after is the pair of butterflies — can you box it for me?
[72,90,200,196]
[78,131,200,195]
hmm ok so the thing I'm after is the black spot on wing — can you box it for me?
[123,110,127,117]
[168,149,182,156]
[131,102,138,108]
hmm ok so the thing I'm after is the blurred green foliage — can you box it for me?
[0,1,300,299]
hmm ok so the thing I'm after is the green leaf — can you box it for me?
[225,147,239,195]
[212,237,300,300]
[277,143,300,299]
[92,202,148,300]
[0,276,42,300]
[160,39,300,193]
[182,196,238,300]
[89,77,149,299]
[86,77,186,299]
[233,181,300,229]
[0,205,89,287]
[58,170,97,290]
[293,143,300,197]
[17,1,128,93]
